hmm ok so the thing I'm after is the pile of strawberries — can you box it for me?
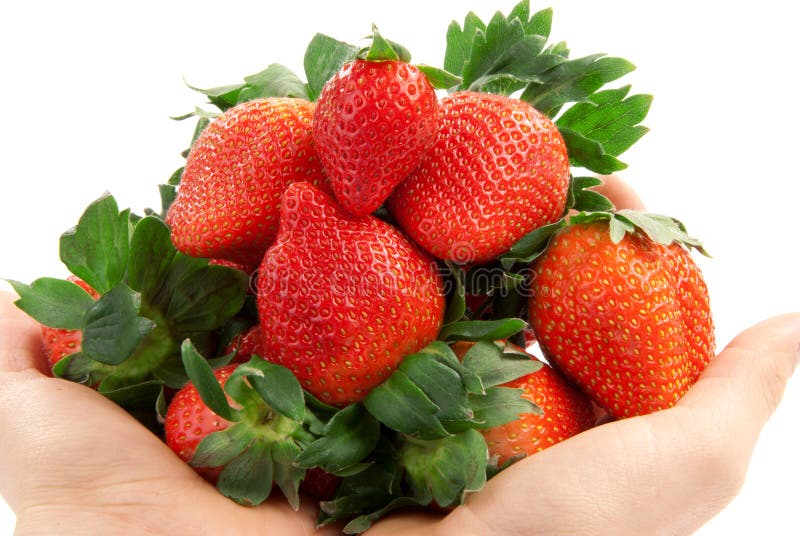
[9,2,714,532]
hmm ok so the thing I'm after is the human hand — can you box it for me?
[367,177,800,535]
[0,293,342,536]
[1,178,797,536]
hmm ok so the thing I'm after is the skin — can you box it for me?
[1,177,798,535]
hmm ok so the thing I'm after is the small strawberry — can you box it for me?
[529,215,715,418]
[167,98,328,267]
[387,91,570,264]
[299,467,341,501]
[257,182,445,406]
[165,364,235,483]
[40,275,99,369]
[223,324,263,364]
[312,36,438,216]
[480,357,595,466]
[165,346,315,508]
[452,342,594,466]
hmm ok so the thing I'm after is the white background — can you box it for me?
[0,1,797,533]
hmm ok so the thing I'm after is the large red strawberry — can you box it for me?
[257,182,445,406]
[40,275,99,369]
[529,217,715,418]
[387,91,570,264]
[167,98,328,267]
[313,59,438,216]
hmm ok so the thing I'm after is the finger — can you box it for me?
[678,312,800,451]
[591,174,646,211]
[0,291,48,375]
[441,315,800,536]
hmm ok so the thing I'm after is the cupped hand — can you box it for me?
[0,293,339,536]
[1,177,797,536]
[369,177,800,535]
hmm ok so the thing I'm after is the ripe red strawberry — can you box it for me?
[452,342,594,466]
[529,220,715,418]
[387,91,570,264]
[257,182,445,406]
[300,467,341,501]
[165,364,235,482]
[224,324,263,364]
[313,59,438,216]
[167,98,328,267]
[40,276,99,369]
[481,359,595,466]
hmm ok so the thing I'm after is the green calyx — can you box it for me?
[10,194,249,422]
[182,343,313,509]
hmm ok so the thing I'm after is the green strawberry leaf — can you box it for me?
[521,54,636,117]
[559,127,628,174]
[444,11,487,77]
[240,358,305,422]
[568,210,709,255]
[399,429,488,507]
[7,277,96,329]
[127,216,176,301]
[469,386,541,428]
[567,176,615,212]
[500,220,565,270]
[363,370,450,440]
[443,261,467,324]
[60,193,130,295]
[180,339,237,421]
[272,441,306,510]
[438,318,527,342]
[81,284,155,365]
[303,33,359,101]
[419,341,484,395]
[416,65,462,90]
[398,353,472,424]
[237,63,310,102]
[217,439,274,506]
[98,379,163,410]
[295,404,380,474]
[166,264,248,332]
[157,184,177,219]
[52,352,110,385]
[319,438,404,526]
[461,341,541,388]
[556,86,652,157]
[185,80,244,111]
[191,423,252,468]
[341,497,426,534]
[363,24,411,63]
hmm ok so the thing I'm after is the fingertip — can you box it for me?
[679,313,800,424]
[591,174,647,211]
[0,291,49,375]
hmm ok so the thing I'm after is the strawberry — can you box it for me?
[167,97,328,267]
[452,341,594,466]
[165,364,235,483]
[529,216,715,418]
[164,349,315,507]
[40,276,99,369]
[257,181,445,406]
[299,467,341,501]
[223,324,263,364]
[313,59,438,216]
[387,91,570,264]
[480,357,595,466]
